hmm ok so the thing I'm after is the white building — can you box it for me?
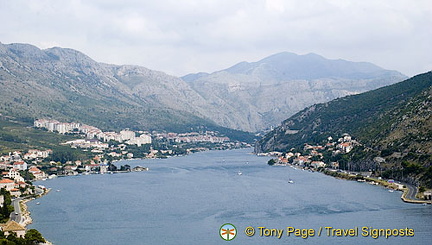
[28,166,47,180]
[126,134,152,146]
[0,179,15,191]
[23,149,52,160]
[120,130,135,141]
[13,161,27,171]
[3,169,25,182]
[100,164,108,174]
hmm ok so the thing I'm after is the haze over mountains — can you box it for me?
[183,52,407,131]
[0,42,406,134]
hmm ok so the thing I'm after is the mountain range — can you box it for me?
[0,42,407,136]
[183,52,406,131]
[256,71,432,152]
[255,72,432,186]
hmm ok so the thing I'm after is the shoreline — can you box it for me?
[276,163,431,205]
[18,188,53,245]
[22,151,430,245]
[20,199,33,227]
[321,168,432,205]
[20,150,430,245]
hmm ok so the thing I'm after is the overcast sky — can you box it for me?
[1,0,431,77]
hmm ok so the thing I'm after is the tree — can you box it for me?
[49,149,79,163]
[0,238,15,245]
[24,229,45,245]
[419,186,426,193]
[19,171,34,181]
[0,189,13,223]
[267,159,276,166]
[120,164,131,171]
[5,232,24,245]
[310,155,321,161]
[107,163,117,171]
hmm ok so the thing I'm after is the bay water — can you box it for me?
[27,148,432,244]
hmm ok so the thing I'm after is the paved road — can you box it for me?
[9,187,45,224]
[403,182,419,200]
[10,197,24,223]
[10,186,44,223]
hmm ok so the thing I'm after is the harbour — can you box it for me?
[27,148,432,244]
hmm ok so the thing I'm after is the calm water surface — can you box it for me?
[28,148,432,244]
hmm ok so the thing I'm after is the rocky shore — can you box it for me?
[19,188,53,245]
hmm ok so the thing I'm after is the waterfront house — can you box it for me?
[10,188,21,197]
[330,162,339,169]
[424,191,432,200]
[84,164,100,172]
[28,166,47,180]
[1,220,26,238]
[13,161,27,171]
[3,168,25,182]
[278,157,288,164]
[17,181,26,189]
[0,179,15,191]
[311,161,326,168]
[100,164,108,174]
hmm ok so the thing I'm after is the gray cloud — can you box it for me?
[1,0,431,76]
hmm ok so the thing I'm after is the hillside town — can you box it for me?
[0,149,47,243]
[0,119,249,180]
[33,119,246,158]
[0,118,251,242]
[0,119,248,187]
[261,133,432,203]
[261,133,358,169]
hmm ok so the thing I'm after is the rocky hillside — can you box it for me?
[255,72,432,186]
[183,52,407,131]
[0,42,227,133]
[255,71,432,153]
[0,42,407,135]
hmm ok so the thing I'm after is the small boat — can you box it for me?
[36,202,40,205]
[56,189,61,192]
[237,171,242,176]
[388,189,394,193]
[288,179,294,184]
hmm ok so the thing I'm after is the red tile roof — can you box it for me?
[0,179,14,183]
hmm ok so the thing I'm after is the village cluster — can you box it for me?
[261,134,357,170]
[0,119,242,183]
[34,119,153,146]
[34,119,232,155]
[0,150,48,197]
[0,120,244,201]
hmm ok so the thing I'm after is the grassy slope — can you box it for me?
[0,115,81,154]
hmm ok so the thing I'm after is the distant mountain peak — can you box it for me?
[204,51,405,81]
[181,72,210,83]
[0,42,409,133]
[182,51,407,131]
[260,51,301,61]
